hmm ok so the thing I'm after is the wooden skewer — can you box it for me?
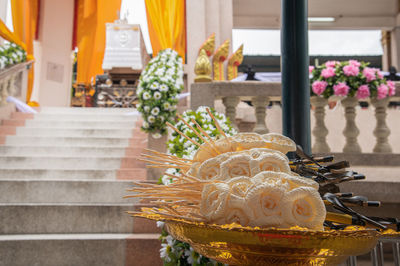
[206,107,227,139]
[166,122,202,148]
[141,154,191,166]
[175,114,218,157]
[137,158,189,170]
[177,115,209,144]
[205,107,234,151]
[144,148,193,162]
[190,118,221,155]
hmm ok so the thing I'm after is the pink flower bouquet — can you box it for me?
[310,60,394,100]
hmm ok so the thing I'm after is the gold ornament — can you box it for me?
[227,44,244,80]
[213,39,230,81]
[198,33,215,57]
[194,49,212,83]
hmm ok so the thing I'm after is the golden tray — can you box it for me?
[164,219,380,266]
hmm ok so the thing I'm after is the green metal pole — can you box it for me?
[281,0,311,155]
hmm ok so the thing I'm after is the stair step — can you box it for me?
[7,119,138,129]
[0,203,135,234]
[0,168,145,180]
[39,107,138,113]
[30,113,139,121]
[0,156,144,169]
[12,127,134,138]
[0,180,139,203]
[0,146,128,157]
[4,136,133,147]
[0,233,162,266]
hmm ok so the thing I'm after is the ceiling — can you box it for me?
[232,0,399,30]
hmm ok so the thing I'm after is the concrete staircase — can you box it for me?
[0,107,162,266]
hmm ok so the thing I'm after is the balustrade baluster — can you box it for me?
[310,96,330,153]
[251,96,269,134]
[341,97,361,153]
[222,96,240,130]
[0,77,10,106]
[371,98,392,153]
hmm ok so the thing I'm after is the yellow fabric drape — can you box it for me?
[145,0,186,61]
[11,0,39,104]
[0,19,26,50]
[76,0,121,85]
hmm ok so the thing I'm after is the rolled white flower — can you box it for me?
[143,106,150,112]
[200,183,230,221]
[219,154,252,179]
[143,92,151,100]
[154,92,162,100]
[247,184,285,227]
[281,187,326,230]
[142,121,149,128]
[151,107,160,116]
[148,115,156,123]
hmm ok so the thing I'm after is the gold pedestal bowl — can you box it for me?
[165,219,380,266]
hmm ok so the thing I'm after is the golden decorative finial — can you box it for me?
[194,49,212,83]
[227,44,244,80]
[212,39,230,81]
[199,33,215,57]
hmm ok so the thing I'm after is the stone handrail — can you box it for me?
[0,61,33,105]
[190,81,400,154]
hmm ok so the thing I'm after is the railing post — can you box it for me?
[222,96,240,130]
[346,256,357,266]
[252,96,269,134]
[310,96,330,153]
[393,242,400,266]
[0,77,9,106]
[341,97,362,153]
[371,98,392,153]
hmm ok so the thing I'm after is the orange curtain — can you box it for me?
[0,19,26,50]
[145,0,186,61]
[75,0,121,85]
[11,0,39,104]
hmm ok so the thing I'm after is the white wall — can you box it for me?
[35,0,74,106]
[0,0,8,45]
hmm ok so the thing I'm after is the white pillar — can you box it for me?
[205,0,221,46]
[186,0,207,88]
[0,0,8,45]
[218,0,233,54]
[35,0,74,106]
[186,0,233,88]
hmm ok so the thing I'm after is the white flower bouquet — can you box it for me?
[0,42,27,70]
[137,48,184,138]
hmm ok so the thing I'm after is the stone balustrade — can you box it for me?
[190,81,400,156]
[0,61,33,106]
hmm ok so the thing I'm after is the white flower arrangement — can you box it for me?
[0,42,27,71]
[158,107,235,265]
[137,49,184,138]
